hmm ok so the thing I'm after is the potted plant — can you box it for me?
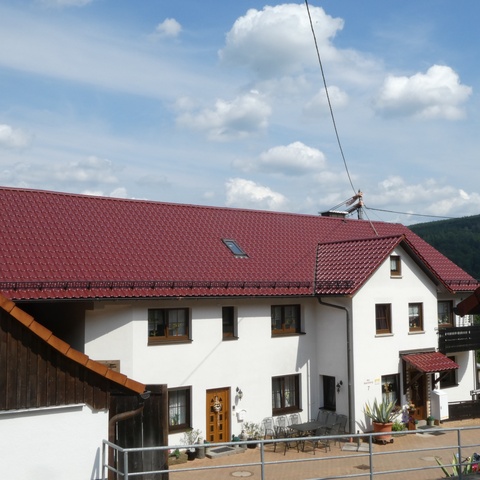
[427,415,435,427]
[364,399,397,444]
[243,422,263,448]
[181,428,202,460]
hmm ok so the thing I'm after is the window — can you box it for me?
[323,375,336,411]
[440,356,457,388]
[148,308,189,343]
[222,239,248,257]
[376,304,392,334]
[168,387,191,431]
[272,374,300,414]
[438,301,454,327]
[222,306,237,339]
[382,374,400,406]
[408,303,423,332]
[271,304,301,335]
[390,255,401,277]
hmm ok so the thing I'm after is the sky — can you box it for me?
[0,0,479,225]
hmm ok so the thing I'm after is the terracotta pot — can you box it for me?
[372,422,393,443]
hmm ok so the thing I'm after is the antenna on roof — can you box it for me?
[321,191,364,220]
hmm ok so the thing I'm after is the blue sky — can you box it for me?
[1,0,479,225]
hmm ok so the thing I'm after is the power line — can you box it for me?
[304,0,356,196]
[365,205,458,220]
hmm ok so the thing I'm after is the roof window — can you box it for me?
[222,239,248,258]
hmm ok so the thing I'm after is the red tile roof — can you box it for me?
[315,235,405,295]
[0,293,145,394]
[0,186,477,300]
[402,351,460,373]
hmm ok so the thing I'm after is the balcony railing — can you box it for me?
[438,325,480,354]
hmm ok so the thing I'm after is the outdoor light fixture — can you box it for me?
[336,381,343,393]
[236,387,243,400]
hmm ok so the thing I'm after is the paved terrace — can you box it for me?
[168,420,480,480]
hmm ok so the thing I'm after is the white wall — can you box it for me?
[349,246,475,429]
[0,404,108,480]
[85,297,319,445]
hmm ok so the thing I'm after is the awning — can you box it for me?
[402,351,459,373]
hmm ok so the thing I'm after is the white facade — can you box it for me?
[0,404,108,480]
[84,246,476,445]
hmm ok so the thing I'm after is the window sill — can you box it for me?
[271,331,306,338]
[375,332,393,337]
[390,275,402,279]
[148,338,193,346]
[222,336,239,341]
[408,330,425,335]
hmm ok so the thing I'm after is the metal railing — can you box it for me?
[102,425,480,480]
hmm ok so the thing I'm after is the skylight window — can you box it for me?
[222,239,248,257]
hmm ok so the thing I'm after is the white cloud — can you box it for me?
[368,175,480,217]
[235,141,326,175]
[153,18,182,38]
[374,65,472,120]
[303,86,349,117]
[219,4,344,78]
[0,124,32,149]
[225,178,287,210]
[54,155,118,184]
[177,91,271,141]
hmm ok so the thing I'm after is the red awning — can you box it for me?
[402,352,459,373]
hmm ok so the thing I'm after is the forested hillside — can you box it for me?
[409,214,480,281]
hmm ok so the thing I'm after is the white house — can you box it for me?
[0,186,477,447]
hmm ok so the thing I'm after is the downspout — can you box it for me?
[317,297,354,434]
[108,391,151,479]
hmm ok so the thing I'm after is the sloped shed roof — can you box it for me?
[0,187,476,300]
[0,293,145,412]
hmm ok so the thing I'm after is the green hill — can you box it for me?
[409,214,480,281]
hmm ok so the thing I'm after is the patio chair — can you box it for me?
[288,412,302,426]
[316,409,330,426]
[274,416,298,455]
[336,414,348,434]
[298,427,326,455]
[261,417,276,440]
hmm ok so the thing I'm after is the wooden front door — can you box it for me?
[206,387,230,443]
[406,367,427,420]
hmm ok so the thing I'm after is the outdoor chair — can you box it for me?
[274,415,298,455]
[298,427,326,454]
[335,414,348,434]
[316,409,331,426]
[261,417,276,440]
[288,412,302,425]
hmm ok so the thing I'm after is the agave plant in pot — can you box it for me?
[364,399,397,444]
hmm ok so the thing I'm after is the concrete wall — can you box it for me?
[0,404,107,480]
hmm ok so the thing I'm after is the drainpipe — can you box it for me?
[317,297,354,434]
[108,391,151,480]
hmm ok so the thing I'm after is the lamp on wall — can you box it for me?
[336,380,343,393]
[236,387,243,400]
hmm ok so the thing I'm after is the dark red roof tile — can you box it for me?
[403,352,459,373]
[0,187,477,300]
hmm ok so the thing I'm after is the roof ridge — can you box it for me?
[0,293,145,394]
[317,234,404,246]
